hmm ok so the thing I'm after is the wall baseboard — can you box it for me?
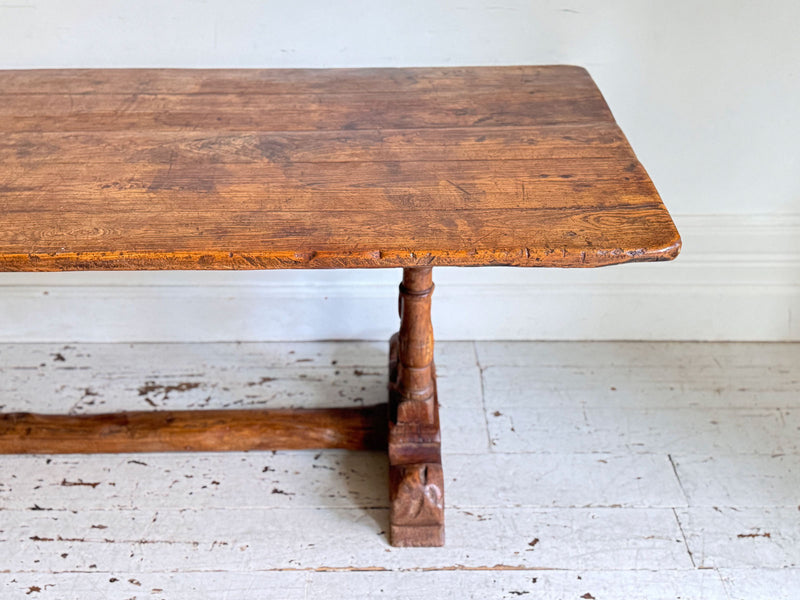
[1,214,797,342]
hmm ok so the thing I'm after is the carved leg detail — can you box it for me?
[388,267,444,547]
[389,463,445,547]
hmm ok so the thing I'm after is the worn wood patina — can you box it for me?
[0,66,679,271]
[0,66,680,547]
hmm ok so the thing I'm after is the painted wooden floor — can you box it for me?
[0,341,798,599]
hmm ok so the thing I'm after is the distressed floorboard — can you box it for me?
[0,452,682,512]
[446,453,685,508]
[671,454,800,507]
[0,569,729,600]
[1,507,689,572]
[475,341,800,370]
[485,406,799,455]
[1,340,798,599]
[304,570,728,600]
[719,568,800,600]
[677,507,800,568]
[0,341,476,373]
[481,365,800,409]
[0,451,389,511]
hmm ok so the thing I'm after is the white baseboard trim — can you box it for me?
[1,214,798,342]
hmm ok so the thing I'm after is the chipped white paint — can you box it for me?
[486,406,799,455]
[719,568,800,600]
[671,454,800,508]
[676,507,800,569]
[0,452,684,512]
[479,342,800,455]
[475,340,800,369]
[446,453,686,509]
[1,340,799,598]
[4,506,691,572]
[0,569,729,600]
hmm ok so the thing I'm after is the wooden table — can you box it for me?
[0,66,680,547]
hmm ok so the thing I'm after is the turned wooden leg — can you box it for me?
[388,267,444,547]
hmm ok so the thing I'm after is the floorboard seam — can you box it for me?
[474,341,493,454]
[669,452,692,505]
[671,507,696,569]
[716,568,734,600]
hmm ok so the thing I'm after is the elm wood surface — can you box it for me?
[0,66,680,271]
[0,406,388,454]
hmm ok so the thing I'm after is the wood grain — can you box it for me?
[0,405,388,453]
[0,126,628,164]
[0,66,680,270]
[388,271,445,546]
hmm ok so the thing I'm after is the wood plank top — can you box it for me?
[0,66,680,270]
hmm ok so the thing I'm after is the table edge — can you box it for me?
[0,237,681,271]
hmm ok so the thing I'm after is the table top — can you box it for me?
[0,66,680,271]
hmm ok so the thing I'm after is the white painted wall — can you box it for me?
[1,1,798,341]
